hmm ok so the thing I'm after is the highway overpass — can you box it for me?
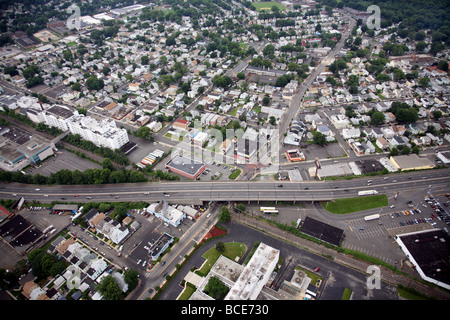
[1,169,449,205]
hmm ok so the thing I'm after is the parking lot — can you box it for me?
[29,149,101,176]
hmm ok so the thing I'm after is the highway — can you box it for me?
[1,169,449,204]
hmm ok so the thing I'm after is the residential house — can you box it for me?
[376,137,389,150]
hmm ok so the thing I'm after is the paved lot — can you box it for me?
[158,221,399,300]
[29,149,101,176]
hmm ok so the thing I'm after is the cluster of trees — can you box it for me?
[0,160,147,185]
[22,64,44,88]
[203,276,229,300]
[212,75,233,88]
[275,73,296,87]
[0,166,145,185]
[85,75,104,91]
[28,248,68,281]
[389,101,419,124]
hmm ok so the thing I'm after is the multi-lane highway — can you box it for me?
[2,169,449,204]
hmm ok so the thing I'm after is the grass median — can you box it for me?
[323,194,388,214]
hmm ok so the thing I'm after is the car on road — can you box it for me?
[74,195,79,197]
[144,192,149,195]
[278,184,283,187]
[314,267,320,272]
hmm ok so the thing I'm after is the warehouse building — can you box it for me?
[389,154,435,171]
[165,155,206,180]
[396,229,450,290]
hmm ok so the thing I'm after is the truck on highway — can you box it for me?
[364,214,380,222]
[358,190,378,196]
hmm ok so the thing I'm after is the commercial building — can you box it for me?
[396,229,450,290]
[389,154,435,171]
[0,126,55,171]
[165,155,206,180]
[146,199,186,227]
[285,149,305,162]
[110,4,146,16]
[190,242,280,300]
[226,243,279,300]
[148,232,174,261]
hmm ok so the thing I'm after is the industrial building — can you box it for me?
[165,155,206,180]
[0,125,55,171]
[396,229,450,290]
[389,154,435,171]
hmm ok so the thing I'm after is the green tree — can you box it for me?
[313,131,327,146]
[370,111,385,126]
[204,276,229,300]
[218,206,231,223]
[124,269,139,291]
[86,75,104,91]
[215,241,225,253]
[437,60,449,72]
[96,275,122,300]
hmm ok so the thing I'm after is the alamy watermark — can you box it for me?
[66,4,81,30]
[366,5,381,30]
[366,265,381,289]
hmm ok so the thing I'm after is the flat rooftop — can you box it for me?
[300,216,344,247]
[397,229,450,287]
[165,155,205,177]
[47,105,75,119]
[226,243,279,300]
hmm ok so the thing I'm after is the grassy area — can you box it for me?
[228,169,241,180]
[253,1,286,11]
[341,288,352,300]
[295,266,322,286]
[197,242,247,276]
[323,194,388,214]
[397,284,435,300]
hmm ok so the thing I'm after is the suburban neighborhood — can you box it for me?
[0,0,449,306]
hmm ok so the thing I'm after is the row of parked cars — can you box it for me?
[426,195,450,226]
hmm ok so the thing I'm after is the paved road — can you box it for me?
[1,168,448,204]
[278,15,356,142]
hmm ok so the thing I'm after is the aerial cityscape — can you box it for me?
[0,0,449,307]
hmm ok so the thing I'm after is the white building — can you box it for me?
[226,243,279,300]
[27,105,129,149]
[67,115,129,150]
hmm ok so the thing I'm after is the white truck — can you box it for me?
[364,214,380,222]
[358,190,378,196]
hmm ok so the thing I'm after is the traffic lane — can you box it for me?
[1,170,448,198]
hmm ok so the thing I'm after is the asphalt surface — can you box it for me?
[1,168,448,204]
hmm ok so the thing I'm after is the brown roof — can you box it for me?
[56,238,76,256]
